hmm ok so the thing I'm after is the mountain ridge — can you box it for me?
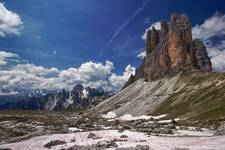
[94,13,225,124]
[44,84,112,111]
[0,84,113,111]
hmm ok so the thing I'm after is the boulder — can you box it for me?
[87,133,96,138]
[120,135,128,138]
[44,140,66,148]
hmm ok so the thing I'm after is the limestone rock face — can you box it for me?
[146,27,159,58]
[160,21,169,41]
[168,14,194,72]
[124,13,212,87]
[193,39,212,71]
[145,35,171,79]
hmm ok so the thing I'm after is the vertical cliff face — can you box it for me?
[123,13,212,88]
[193,39,212,71]
[168,14,194,71]
[160,21,169,41]
[146,27,160,57]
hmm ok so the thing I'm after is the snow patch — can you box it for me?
[102,111,117,119]
[158,118,179,124]
[98,125,112,130]
[68,127,83,132]
[82,88,89,98]
[152,114,167,120]
[103,112,167,121]
[118,114,152,121]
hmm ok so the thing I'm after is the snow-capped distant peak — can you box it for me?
[82,88,89,98]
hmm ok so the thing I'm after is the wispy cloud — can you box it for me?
[105,0,151,48]
[0,3,23,37]
[0,51,18,66]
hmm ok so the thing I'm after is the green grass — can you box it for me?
[153,71,225,125]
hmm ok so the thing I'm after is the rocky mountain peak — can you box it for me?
[167,13,194,72]
[124,13,212,88]
[43,84,112,111]
[73,84,84,91]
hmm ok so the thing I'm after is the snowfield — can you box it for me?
[1,130,225,150]
[102,111,167,121]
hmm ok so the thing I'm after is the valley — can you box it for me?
[0,110,225,150]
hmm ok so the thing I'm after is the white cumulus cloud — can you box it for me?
[0,3,23,37]
[192,12,225,40]
[205,40,225,71]
[109,65,135,90]
[0,51,135,92]
[137,51,146,59]
[0,51,18,66]
[12,63,59,77]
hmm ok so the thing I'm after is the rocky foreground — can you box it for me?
[1,110,225,150]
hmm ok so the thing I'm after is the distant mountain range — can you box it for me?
[0,84,113,111]
[44,84,113,111]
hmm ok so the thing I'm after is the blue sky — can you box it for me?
[0,0,225,92]
[1,0,224,71]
